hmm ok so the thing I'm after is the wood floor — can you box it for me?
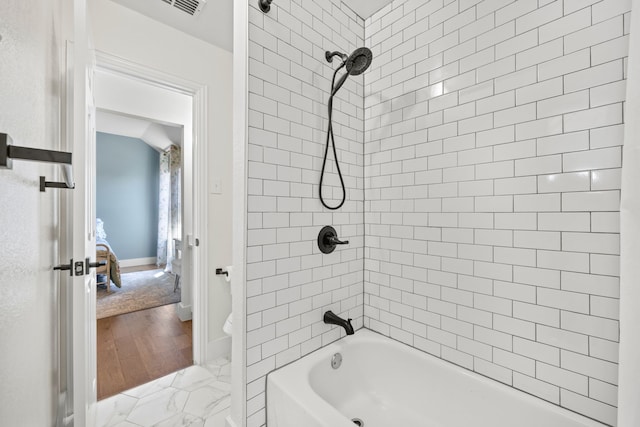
[97,303,192,400]
[119,263,161,274]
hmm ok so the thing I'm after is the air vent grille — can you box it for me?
[161,0,206,16]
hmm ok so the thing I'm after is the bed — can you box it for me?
[96,219,122,292]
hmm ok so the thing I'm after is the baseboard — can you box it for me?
[176,302,192,321]
[225,415,239,427]
[208,335,232,361]
[118,257,157,268]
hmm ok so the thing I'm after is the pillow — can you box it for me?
[96,218,107,239]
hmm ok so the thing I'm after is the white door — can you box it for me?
[70,0,97,424]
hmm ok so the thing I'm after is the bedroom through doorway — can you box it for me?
[92,67,196,400]
[94,127,182,320]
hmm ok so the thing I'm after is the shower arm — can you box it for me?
[325,51,348,64]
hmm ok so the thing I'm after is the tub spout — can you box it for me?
[323,310,354,335]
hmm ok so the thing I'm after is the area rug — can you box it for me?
[96,269,181,319]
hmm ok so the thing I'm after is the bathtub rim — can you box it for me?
[266,328,608,427]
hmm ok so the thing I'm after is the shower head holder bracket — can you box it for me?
[325,50,347,63]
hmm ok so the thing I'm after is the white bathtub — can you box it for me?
[267,329,606,427]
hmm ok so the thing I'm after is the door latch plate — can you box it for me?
[74,261,84,276]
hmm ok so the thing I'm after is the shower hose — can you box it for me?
[319,63,348,210]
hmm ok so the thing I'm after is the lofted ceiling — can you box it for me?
[96,110,183,152]
[107,0,393,54]
[110,0,233,52]
[342,0,394,19]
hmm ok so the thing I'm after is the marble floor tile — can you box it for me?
[96,393,138,427]
[126,387,190,426]
[96,361,231,427]
[107,422,139,427]
[203,408,230,427]
[171,366,218,392]
[154,413,205,427]
[123,372,177,400]
[183,385,231,419]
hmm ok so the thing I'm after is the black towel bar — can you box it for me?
[1,132,74,191]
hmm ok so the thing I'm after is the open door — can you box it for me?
[67,0,98,424]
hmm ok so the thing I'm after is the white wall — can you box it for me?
[0,0,65,424]
[618,2,640,425]
[363,1,630,425]
[245,1,366,425]
[95,71,192,127]
[90,0,234,348]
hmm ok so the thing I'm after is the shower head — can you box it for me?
[345,47,373,76]
[321,47,373,210]
[327,47,373,96]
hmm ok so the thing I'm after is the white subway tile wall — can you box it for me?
[363,0,629,426]
[247,1,365,425]
[247,0,630,425]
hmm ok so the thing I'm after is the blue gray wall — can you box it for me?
[96,132,159,260]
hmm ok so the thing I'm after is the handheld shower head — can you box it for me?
[320,46,374,210]
[328,47,373,96]
[345,47,373,76]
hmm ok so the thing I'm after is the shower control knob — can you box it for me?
[318,226,349,254]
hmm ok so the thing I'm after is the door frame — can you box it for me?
[93,50,210,365]
[229,0,248,425]
[67,0,98,423]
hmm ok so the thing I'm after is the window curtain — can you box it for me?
[618,3,640,426]
[157,144,181,270]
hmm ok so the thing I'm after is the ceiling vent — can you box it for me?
[161,0,207,16]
